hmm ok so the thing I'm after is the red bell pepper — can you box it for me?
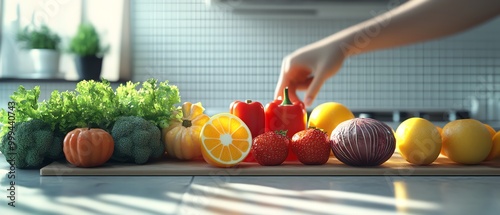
[265,87,307,161]
[230,99,265,162]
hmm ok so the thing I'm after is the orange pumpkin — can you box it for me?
[162,102,209,160]
[63,128,114,167]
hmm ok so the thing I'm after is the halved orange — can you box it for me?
[200,113,252,167]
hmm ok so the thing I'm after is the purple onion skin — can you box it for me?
[330,118,395,166]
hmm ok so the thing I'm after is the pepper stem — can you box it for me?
[245,99,252,103]
[281,87,292,105]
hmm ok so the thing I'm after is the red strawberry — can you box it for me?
[291,128,331,165]
[252,131,289,166]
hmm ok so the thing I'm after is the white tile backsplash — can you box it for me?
[2,0,499,123]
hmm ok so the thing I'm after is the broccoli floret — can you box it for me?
[46,131,65,160]
[111,116,164,164]
[0,119,63,169]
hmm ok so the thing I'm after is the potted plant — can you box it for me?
[69,23,109,81]
[16,25,61,78]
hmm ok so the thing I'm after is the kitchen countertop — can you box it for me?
[1,154,500,215]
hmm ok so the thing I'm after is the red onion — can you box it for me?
[330,118,395,166]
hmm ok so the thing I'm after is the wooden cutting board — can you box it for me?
[40,153,500,176]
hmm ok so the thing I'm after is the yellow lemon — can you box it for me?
[308,102,355,138]
[395,117,442,165]
[442,119,492,164]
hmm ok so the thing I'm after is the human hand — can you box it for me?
[274,39,347,108]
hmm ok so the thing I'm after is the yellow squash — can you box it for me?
[162,102,210,160]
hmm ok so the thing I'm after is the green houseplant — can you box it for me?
[69,23,109,80]
[16,25,61,78]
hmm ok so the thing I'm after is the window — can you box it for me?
[0,0,131,81]
[0,0,3,54]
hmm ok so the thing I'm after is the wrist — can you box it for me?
[318,30,356,60]
[331,28,361,58]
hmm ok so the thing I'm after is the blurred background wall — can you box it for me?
[1,0,499,123]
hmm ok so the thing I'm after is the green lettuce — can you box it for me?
[0,78,181,137]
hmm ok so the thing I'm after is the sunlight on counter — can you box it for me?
[168,182,441,215]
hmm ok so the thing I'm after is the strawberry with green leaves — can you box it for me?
[291,128,331,165]
[252,131,289,166]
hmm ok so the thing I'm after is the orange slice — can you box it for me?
[200,113,252,167]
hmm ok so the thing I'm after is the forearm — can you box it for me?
[330,0,500,56]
